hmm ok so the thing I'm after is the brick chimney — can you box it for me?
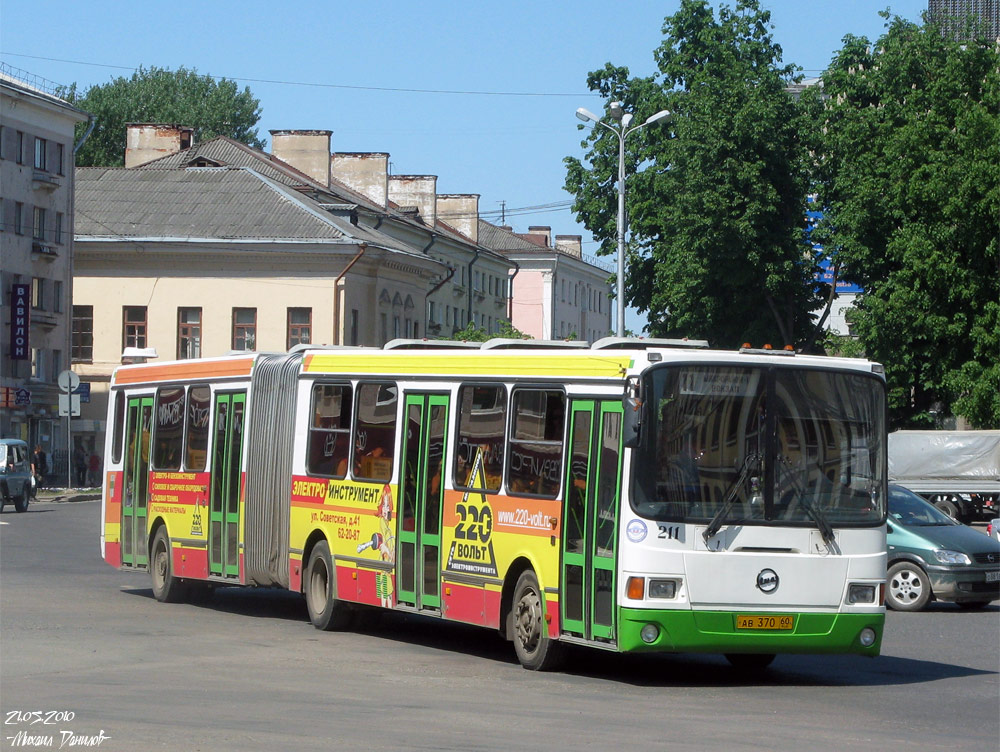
[125,124,194,167]
[527,226,552,247]
[437,194,479,243]
[388,175,437,227]
[270,129,331,186]
[555,235,583,258]
[331,152,389,206]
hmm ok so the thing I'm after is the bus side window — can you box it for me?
[153,387,184,471]
[507,388,565,498]
[185,385,211,472]
[454,384,506,493]
[111,392,126,464]
[308,383,352,478]
[353,382,397,482]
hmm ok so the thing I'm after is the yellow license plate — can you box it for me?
[736,614,795,631]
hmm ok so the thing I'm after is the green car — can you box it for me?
[887,484,1000,611]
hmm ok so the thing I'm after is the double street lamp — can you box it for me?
[576,103,671,337]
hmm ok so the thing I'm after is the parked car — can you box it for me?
[886,484,1000,611]
[0,438,33,513]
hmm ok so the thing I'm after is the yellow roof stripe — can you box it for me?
[303,352,633,379]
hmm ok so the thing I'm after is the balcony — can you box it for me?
[31,243,59,260]
[32,170,61,191]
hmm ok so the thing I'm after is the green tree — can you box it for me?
[61,66,264,167]
[447,321,530,342]
[565,0,824,349]
[813,14,1000,428]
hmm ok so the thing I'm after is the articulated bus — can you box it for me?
[100,337,888,670]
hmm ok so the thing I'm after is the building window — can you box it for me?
[33,207,46,240]
[232,307,256,350]
[31,278,44,310]
[350,309,359,346]
[54,212,64,244]
[34,137,46,171]
[31,348,43,380]
[72,305,93,362]
[287,307,311,349]
[123,306,148,350]
[53,281,63,313]
[16,131,24,165]
[178,307,202,359]
[56,143,65,176]
[14,202,23,234]
[52,350,62,378]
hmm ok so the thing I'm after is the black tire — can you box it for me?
[150,527,189,603]
[510,570,564,671]
[932,498,959,520]
[304,540,354,631]
[886,561,931,611]
[725,653,776,671]
[14,485,29,513]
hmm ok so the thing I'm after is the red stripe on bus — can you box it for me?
[173,546,208,580]
[105,541,121,568]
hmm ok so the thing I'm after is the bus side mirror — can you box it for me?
[623,397,642,448]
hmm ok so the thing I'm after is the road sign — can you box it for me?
[73,382,91,403]
[58,370,80,393]
[59,393,81,417]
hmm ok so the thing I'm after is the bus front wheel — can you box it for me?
[510,570,564,671]
[304,540,353,631]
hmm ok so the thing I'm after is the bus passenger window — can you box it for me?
[111,392,126,464]
[507,389,565,498]
[307,384,352,478]
[353,383,397,482]
[152,387,184,470]
[455,384,506,492]
[185,385,210,471]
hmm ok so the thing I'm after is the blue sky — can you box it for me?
[1,0,928,332]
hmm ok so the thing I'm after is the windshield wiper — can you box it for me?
[702,453,760,544]
[776,458,835,545]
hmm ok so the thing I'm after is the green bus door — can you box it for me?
[561,400,624,642]
[397,393,449,611]
[209,392,245,579]
[122,396,153,569]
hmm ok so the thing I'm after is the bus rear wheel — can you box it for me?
[151,527,188,603]
[510,570,564,671]
[304,540,353,631]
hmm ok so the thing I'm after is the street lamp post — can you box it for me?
[576,103,670,337]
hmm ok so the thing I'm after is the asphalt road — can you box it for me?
[1,500,997,752]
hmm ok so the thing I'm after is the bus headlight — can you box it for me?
[859,628,877,647]
[640,623,660,643]
[648,579,679,599]
[847,583,877,604]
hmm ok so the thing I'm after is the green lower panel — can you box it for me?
[618,608,884,656]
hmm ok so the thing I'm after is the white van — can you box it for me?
[0,438,33,513]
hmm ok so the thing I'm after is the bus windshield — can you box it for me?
[631,364,886,527]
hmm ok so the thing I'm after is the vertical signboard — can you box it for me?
[10,283,30,359]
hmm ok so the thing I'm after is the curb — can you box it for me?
[35,492,102,503]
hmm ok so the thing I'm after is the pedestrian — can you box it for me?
[31,445,47,490]
[73,445,88,487]
[88,451,102,487]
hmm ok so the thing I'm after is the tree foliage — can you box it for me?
[446,321,530,342]
[813,14,1000,428]
[565,0,824,349]
[61,66,264,167]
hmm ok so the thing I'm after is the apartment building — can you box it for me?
[1,68,90,467]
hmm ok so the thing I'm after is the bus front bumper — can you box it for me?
[618,607,884,656]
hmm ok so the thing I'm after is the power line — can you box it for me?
[0,51,592,98]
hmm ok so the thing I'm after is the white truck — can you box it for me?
[888,430,1000,523]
